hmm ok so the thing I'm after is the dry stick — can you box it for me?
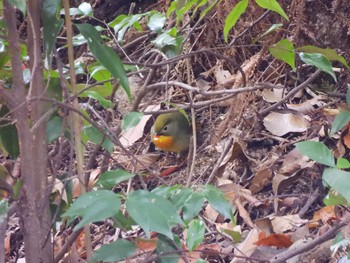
[62,0,92,258]
[54,228,84,263]
[258,70,321,116]
[270,220,348,263]
[205,137,233,185]
[298,188,320,218]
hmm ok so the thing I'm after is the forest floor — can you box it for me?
[5,0,350,262]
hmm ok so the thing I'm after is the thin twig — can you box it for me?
[258,70,321,116]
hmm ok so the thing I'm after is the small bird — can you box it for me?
[151,111,192,153]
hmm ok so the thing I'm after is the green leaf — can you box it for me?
[88,64,112,91]
[42,0,63,67]
[182,192,206,223]
[295,141,335,167]
[269,39,295,70]
[0,106,19,158]
[323,168,350,202]
[148,12,166,32]
[121,112,143,131]
[299,52,337,82]
[187,219,205,251]
[198,0,220,20]
[0,199,8,225]
[298,45,350,70]
[223,0,248,42]
[78,2,93,17]
[113,210,134,231]
[63,190,121,230]
[156,234,181,263]
[222,228,241,243]
[83,90,113,109]
[255,0,289,20]
[95,170,136,189]
[91,239,136,262]
[260,23,283,38]
[84,125,114,153]
[202,185,233,220]
[168,188,194,209]
[347,84,350,106]
[109,13,145,42]
[125,190,183,239]
[46,115,63,143]
[8,0,26,16]
[324,189,349,206]
[75,23,131,99]
[330,110,350,135]
[337,158,350,169]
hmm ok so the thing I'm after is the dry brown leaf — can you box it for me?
[270,214,308,234]
[262,88,286,103]
[308,206,337,228]
[235,198,254,228]
[249,167,273,194]
[255,232,293,248]
[203,204,220,222]
[291,225,310,242]
[279,148,310,174]
[286,97,323,115]
[119,153,160,173]
[255,217,274,236]
[263,112,308,136]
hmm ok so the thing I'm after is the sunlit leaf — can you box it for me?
[148,12,166,32]
[223,0,248,42]
[323,168,350,202]
[296,141,335,167]
[299,52,336,82]
[255,0,288,20]
[298,45,350,70]
[269,39,295,70]
[78,2,93,17]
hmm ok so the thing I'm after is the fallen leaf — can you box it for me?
[286,97,324,115]
[309,206,337,228]
[255,217,274,236]
[279,148,310,174]
[249,167,273,194]
[255,233,293,248]
[263,112,308,136]
[262,88,286,103]
[270,214,308,233]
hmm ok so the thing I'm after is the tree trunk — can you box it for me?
[3,0,53,262]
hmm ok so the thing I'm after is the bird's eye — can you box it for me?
[163,126,168,131]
